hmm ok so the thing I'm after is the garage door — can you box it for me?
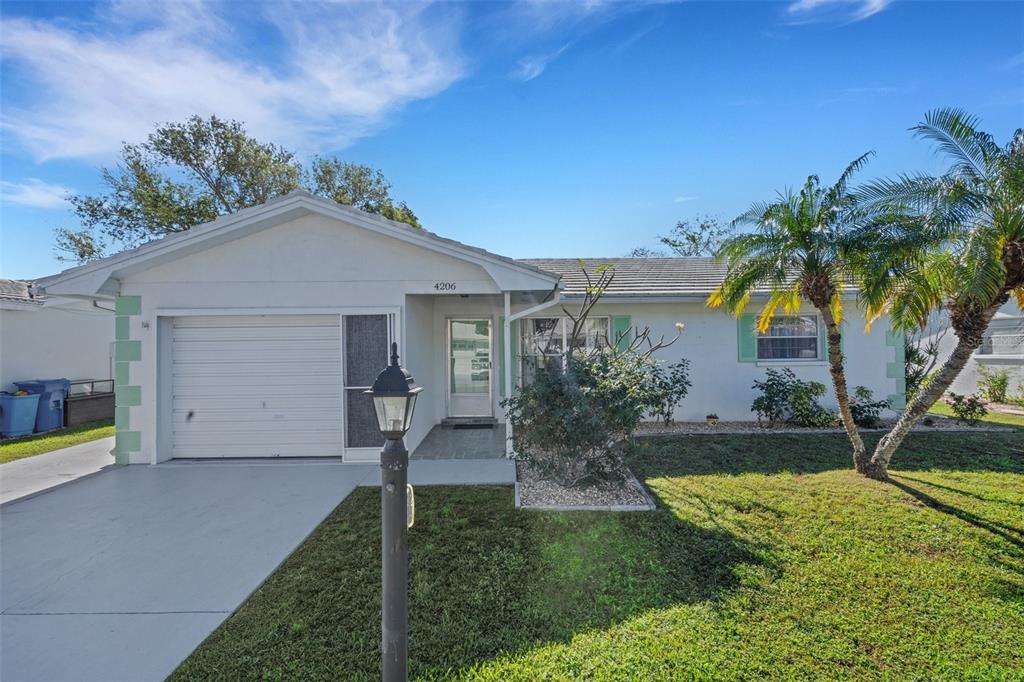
[172,315,343,458]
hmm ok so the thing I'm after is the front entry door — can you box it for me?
[448,319,492,417]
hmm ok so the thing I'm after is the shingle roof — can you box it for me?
[517,258,729,297]
[0,279,44,304]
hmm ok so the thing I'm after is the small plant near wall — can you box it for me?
[705,413,719,427]
[948,393,988,426]
[977,366,1010,404]
[849,386,891,428]
[751,368,835,428]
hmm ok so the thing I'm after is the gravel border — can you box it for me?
[514,461,655,512]
[635,414,1014,436]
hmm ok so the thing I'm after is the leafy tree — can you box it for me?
[855,109,1023,480]
[55,115,419,262]
[708,153,880,472]
[630,215,733,258]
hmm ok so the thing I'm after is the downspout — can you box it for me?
[503,291,513,457]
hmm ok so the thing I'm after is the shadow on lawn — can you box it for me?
[889,477,1024,552]
[629,431,1024,479]
[413,487,762,679]
[171,485,762,682]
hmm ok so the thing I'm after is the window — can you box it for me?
[520,317,609,383]
[757,315,819,360]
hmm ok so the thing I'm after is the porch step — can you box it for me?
[441,417,497,427]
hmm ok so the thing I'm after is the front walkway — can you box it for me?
[1,456,512,682]
[412,423,508,459]
[0,436,114,505]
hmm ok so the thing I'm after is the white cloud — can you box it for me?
[0,1,465,161]
[0,179,72,209]
[512,44,571,81]
[786,0,892,23]
[673,195,698,203]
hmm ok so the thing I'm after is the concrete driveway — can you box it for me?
[1,460,376,682]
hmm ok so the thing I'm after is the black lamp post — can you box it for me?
[366,342,422,682]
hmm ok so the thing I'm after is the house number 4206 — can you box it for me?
[433,282,456,291]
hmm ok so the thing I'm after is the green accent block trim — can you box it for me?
[885,328,906,348]
[116,430,141,453]
[115,406,131,431]
[886,325,907,407]
[611,315,632,352]
[115,362,130,386]
[115,316,130,340]
[886,363,904,379]
[737,313,757,362]
[115,340,141,362]
[116,385,141,407]
[113,449,130,466]
[116,295,142,316]
[887,393,907,411]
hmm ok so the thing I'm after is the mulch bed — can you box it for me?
[515,460,654,511]
[635,415,1013,436]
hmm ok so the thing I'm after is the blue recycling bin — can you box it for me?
[14,379,71,433]
[0,393,41,437]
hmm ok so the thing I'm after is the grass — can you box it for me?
[929,401,1024,429]
[172,431,1024,681]
[0,420,114,464]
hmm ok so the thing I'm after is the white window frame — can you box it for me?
[756,314,820,361]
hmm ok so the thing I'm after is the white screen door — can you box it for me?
[448,319,492,417]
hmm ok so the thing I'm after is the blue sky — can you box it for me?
[1,0,1022,280]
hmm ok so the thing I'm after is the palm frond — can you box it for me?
[912,108,993,183]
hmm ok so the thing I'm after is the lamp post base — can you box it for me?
[380,437,409,682]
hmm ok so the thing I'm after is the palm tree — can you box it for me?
[855,109,1023,480]
[709,153,879,472]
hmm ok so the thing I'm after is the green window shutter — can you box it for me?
[818,317,828,359]
[611,316,632,352]
[510,319,520,389]
[738,314,758,362]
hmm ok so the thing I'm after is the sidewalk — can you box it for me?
[0,436,115,505]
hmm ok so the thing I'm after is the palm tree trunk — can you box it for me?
[864,300,1005,481]
[819,307,868,471]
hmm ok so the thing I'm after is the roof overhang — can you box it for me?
[36,191,562,297]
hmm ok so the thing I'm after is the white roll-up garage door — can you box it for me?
[171,315,342,458]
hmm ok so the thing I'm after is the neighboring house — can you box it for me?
[926,300,1024,397]
[36,191,904,465]
[0,279,114,393]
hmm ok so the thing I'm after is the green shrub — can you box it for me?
[751,368,835,428]
[849,386,890,428]
[977,366,1010,403]
[504,350,690,487]
[948,393,988,425]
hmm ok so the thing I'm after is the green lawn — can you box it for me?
[0,420,114,464]
[172,432,1024,681]
[929,401,1024,429]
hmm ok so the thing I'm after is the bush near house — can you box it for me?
[504,350,690,487]
[751,368,834,428]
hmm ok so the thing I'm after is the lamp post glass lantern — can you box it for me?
[366,342,421,682]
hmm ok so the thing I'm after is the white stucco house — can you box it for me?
[0,279,113,393]
[36,191,905,465]
[926,300,1024,397]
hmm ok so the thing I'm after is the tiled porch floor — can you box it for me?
[411,424,508,460]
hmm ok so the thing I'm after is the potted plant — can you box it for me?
[705,413,719,427]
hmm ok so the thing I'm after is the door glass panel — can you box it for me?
[450,320,490,395]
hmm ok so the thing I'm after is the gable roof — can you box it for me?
[36,190,561,296]
[518,258,729,298]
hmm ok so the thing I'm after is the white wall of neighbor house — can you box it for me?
[0,302,113,392]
